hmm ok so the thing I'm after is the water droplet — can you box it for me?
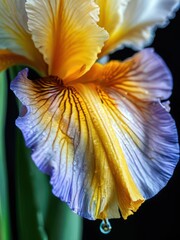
[100,219,112,234]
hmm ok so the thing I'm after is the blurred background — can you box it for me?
[4,9,180,240]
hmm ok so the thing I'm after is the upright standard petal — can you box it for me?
[0,0,46,73]
[11,50,179,220]
[98,0,179,56]
[95,0,129,36]
[26,0,108,80]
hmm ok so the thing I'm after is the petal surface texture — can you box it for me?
[96,0,179,56]
[26,0,108,80]
[11,49,179,220]
[0,0,46,73]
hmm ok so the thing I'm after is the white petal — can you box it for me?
[99,0,179,55]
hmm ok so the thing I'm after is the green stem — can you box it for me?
[0,71,11,240]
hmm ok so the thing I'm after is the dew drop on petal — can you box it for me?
[99,219,112,234]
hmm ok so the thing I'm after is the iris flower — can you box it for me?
[0,0,179,220]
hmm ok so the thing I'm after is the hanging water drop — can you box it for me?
[99,219,112,234]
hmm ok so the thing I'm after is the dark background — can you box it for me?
[83,10,180,240]
[5,9,179,240]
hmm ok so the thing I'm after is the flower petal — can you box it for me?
[98,0,179,56]
[95,0,129,56]
[95,0,129,35]
[0,0,46,73]
[11,69,144,220]
[101,48,173,101]
[10,50,179,220]
[82,48,173,101]
[101,90,179,200]
[86,49,179,199]
[25,0,108,80]
[0,50,32,72]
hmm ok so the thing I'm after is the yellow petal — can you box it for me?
[11,50,179,220]
[95,0,128,36]
[82,50,179,210]
[11,68,144,220]
[0,50,32,72]
[95,0,129,57]
[0,0,46,73]
[83,48,173,101]
[97,0,179,56]
[26,0,108,80]
[75,83,145,219]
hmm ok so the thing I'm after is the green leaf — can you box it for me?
[0,71,11,240]
[16,131,49,240]
[45,195,83,240]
